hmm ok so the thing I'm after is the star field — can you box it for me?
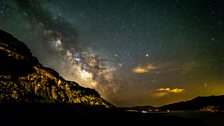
[0,0,224,106]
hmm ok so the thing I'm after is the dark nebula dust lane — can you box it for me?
[1,0,224,106]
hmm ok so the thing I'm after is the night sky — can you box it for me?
[1,0,224,107]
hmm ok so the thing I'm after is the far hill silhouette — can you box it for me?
[159,95,224,112]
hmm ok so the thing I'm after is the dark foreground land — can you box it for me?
[0,104,207,126]
[161,111,224,126]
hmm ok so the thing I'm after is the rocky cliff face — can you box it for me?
[0,29,113,108]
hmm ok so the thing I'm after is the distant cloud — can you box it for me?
[153,88,185,97]
[157,88,185,93]
[133,60,206,74]
[147,64,158,70]
[133,64,158,74]
[133,67,149,73]
[153,92,168,97]
[181,61,203,73]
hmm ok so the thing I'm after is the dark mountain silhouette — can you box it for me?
[0,29,206,126]
[159,95,224,112]
[121,105,155,112]
[125,95,224,113]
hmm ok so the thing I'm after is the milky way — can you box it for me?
[1,0,224,106]
[13,0,120,101]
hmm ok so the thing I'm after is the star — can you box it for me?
[118,63,123,67]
